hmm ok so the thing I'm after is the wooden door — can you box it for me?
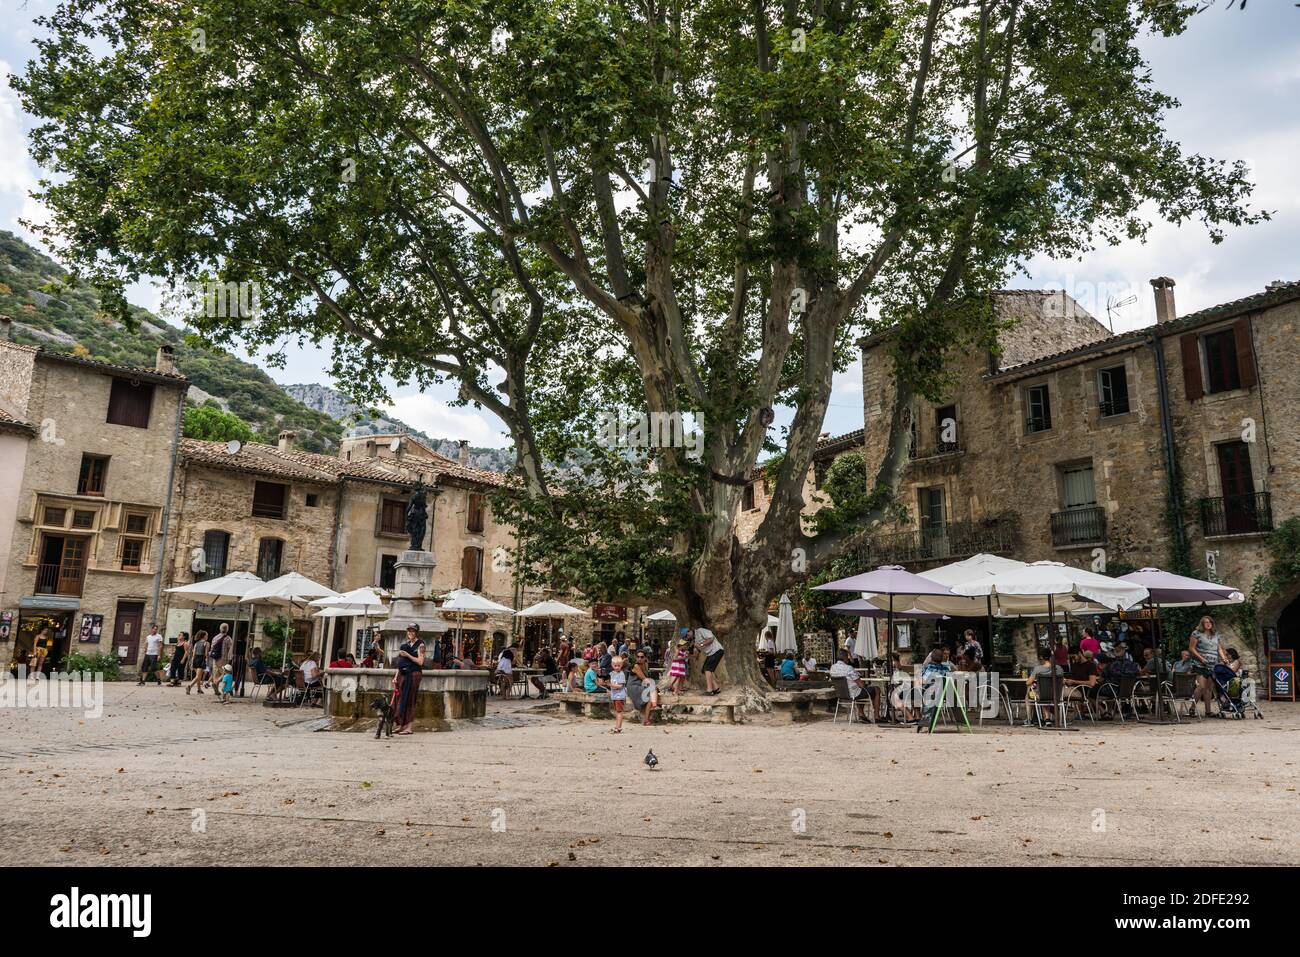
[113,601,145,665]
[59,537,87,596]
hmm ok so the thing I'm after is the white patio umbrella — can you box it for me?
[311,587,390,662]
[755,614,782,650]
[775,594,797,654]
[515,599,588,649]
[646,610,677,621]
[440,588,515,658]
[240,572,338,665]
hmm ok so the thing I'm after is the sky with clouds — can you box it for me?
[1,1,1296,448]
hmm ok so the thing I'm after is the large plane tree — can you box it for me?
[16,0,1263,699]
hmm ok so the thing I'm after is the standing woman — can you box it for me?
[168,632,190,686]
[1188,615,1224,717]
[186,630,210,695]
[391,624,426,735]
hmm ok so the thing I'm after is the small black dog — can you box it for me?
[370,696,395,738]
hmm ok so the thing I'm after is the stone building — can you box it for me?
[842,279,1300,669]
[159,431,580,665]
[0,321,187,674]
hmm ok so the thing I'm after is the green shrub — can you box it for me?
[60,651,122,680]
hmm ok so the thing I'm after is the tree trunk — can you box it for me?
[685,540,776,713]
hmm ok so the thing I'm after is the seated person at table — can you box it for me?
[1140,646,1167,680]
[829,650,879,721]
[801,652,818,675]
[329,651,352,669]
[1026,651,1063,722]
[956,650,981,673]
[583,659,605,693]
[300,655,322,688]
[531,647,558,699]
[1065,649,1100,687]
[779,652,798,681]
[495,648,515,698]
[889,652,918,723]
[1172,649,1196,674]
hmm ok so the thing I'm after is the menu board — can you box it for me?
[1268,650,1294,702]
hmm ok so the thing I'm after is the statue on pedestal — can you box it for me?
[405,482,429,551]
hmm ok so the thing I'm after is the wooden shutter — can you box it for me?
[1233,318,1257,390]
[1179,334,1203,402]
[461,547,482,590]
[106,379,154,428]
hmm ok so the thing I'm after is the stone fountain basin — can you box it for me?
[322,667,490,732]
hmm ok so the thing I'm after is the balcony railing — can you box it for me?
[1098,398,1130,417]
[35,562,85,597]
[1200,492,1273,537]
[1025,415,1051,434]
[852,516,1018,568]
[1050,506,1106,547]
[910,441,964,461]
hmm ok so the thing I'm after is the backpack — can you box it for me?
[211,634,226,657]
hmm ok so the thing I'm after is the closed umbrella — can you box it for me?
[775,594,797,654]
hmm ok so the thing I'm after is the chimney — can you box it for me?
[278,430,297,452]
[457,439,469,466]
[155,343,176,374]
[1150,277,1177,325]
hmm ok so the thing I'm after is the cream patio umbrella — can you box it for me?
[440,588,516,659]
[310,587,390,662]
[515,599,589,651]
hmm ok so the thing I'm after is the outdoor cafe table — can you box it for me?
[513,667,544,699]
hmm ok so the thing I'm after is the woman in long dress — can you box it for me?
[391,624,426,735]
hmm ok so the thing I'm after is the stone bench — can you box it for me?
[767,687,837,720]
[553,691,737,724]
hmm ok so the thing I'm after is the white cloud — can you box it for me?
[384,392,510,448]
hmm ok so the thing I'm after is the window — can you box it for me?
[467,492,486,533]
[934,405,958,452]
[43,507,67,527]
[71,510,96,529]
[121,538,144,570]
[252,481,287,519]
[202,530,230,579]
[918,487,948,557]
[379,497,406,536]
[461,546,483,591]
[305,493,319,508]
[1062,465,1097,509]
[813,458,829,489]
[106,378,154,428]
[1098,366,1130,417]
[743,482,756,511]
[1202,329,1241,394]
[1025,385,1052,433]
[78,455,109,496]
[1053,464,1104,545]
[256,538,284,580]
[379,554,398,590]
[124,513,149,535]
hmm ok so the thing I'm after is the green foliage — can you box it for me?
[809,452,899,535]
[60,651,122,681]
[1230,517,1300,640]
[12,0,1267,615]
[182,404,257,443]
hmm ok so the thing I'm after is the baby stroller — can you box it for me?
[1211,664,1263,720]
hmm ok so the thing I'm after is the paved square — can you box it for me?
[1,684,1297,866]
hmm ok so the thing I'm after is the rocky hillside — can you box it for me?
[0,230,343,452]
[284,382,516,473]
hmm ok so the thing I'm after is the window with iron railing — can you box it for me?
[1199,492,1272,537]
[252,481,287,519]
[1025,385,1052,433]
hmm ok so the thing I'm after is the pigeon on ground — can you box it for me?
[644,749,659,770]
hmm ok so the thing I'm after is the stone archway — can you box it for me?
[1259,576,1300,658]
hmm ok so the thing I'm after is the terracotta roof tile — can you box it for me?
[36,347,188,386]
[179,439,337,483]
[0,405,35,435]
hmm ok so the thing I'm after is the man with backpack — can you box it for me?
[208,623,232,690]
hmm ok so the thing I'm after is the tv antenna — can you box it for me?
[1105,294,1137,333]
